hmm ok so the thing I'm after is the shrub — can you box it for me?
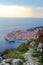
[27,39,35,45]
[32,47,40,57]
[6,49,25,62]
[16,43,28,53]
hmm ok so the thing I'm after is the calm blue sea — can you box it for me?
[0,18,43,52]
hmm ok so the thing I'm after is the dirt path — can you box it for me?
[23,48,36,65]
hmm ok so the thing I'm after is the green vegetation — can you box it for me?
[18,47,28,53]
[3,43,29,62]
[18,44,29,53]
[4,49,25,62]
[32,47,40,57]
[17,62,23,65]
[26,39,35,45]
[5,39,35,62]
[31,44,43,65]
[17,43,29,53]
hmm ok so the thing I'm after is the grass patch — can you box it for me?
[5,49,25,62]
[26,39,35,45]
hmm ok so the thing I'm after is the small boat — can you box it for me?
[4,32,16,42]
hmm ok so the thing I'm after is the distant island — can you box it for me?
[27,26,43,31]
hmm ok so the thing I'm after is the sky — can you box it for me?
[0,0,43,17]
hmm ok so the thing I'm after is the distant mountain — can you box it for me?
[26,26,43,32]
[26,28,34,32]
[34,26,43,30]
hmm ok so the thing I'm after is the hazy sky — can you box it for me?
[0,0,43,17]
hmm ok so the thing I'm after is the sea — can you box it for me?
[0,18,43,52]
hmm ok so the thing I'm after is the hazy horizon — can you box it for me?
[0,18,43,33]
